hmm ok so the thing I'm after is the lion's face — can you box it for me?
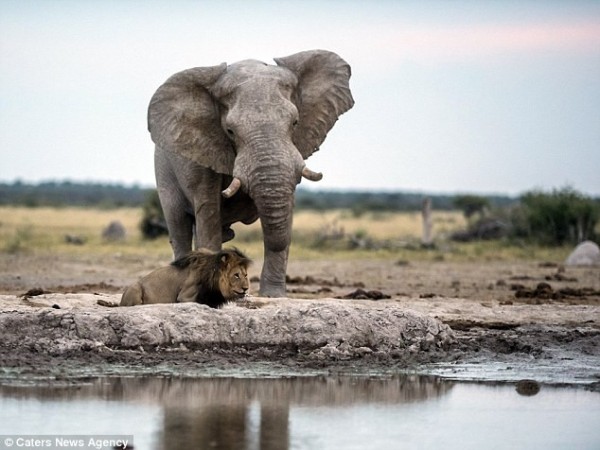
[218,259,250,300]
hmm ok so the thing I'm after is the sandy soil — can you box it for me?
[0,253,598,388]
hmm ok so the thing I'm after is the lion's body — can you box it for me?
[120,265,189,306]
[120,248,251,308]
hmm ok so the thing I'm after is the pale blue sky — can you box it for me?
[1,0,599,195]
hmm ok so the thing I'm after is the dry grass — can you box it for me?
[293,210,464,239]
[0,207,141,230]
[0,206,169,257]
[0,206,571,263]
[231,210,465,241]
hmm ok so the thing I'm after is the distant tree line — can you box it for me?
[0,181,152,207]
[295,189,516,213]
[2,181,597,246]
[0,180,517,211]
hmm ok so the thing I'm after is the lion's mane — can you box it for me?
[171,247,251,308]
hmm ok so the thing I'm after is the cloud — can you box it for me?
[348,20,600,70]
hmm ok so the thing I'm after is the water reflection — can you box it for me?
[155,376,452,450]
[5,376,598,449]
[0,375,452,450]
[515,379,541,396]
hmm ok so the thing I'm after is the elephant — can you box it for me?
[148,49,354,297]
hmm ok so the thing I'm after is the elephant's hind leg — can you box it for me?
[158,190,195,259]
[167,212,194,259]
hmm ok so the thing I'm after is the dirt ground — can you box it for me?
[0,252,599,388]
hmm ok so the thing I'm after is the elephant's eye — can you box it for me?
[226,128,235,138]
[292,120,298,127]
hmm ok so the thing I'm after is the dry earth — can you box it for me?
[0,253,599,388]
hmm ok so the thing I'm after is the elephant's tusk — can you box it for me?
[222,177,242,198]
[302,165,323,182]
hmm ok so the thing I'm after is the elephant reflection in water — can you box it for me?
[160,402,289,450]
[0,376,453,449]
[153,376,453,449]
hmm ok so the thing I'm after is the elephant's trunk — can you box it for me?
[259,209,293,253]
[233,138,300,253]
[249,170,295,254]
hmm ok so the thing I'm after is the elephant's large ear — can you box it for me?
[274,50,354,159]
[148,64,235,174]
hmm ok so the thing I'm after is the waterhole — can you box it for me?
[1,375,599,450]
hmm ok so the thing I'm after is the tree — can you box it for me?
[514,187,598,245]
[453,195,490,220]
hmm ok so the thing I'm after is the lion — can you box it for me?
[120,248,251,308]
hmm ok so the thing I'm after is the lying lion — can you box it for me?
[120,248,251,308]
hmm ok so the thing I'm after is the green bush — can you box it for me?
[453,195,490,220]
[511,187,598,245]
[140,190,168,239]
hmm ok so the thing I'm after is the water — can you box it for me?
[1,375,599,450]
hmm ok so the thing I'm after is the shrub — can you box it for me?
[512,187,598,245]
[453,195,490,220]
[140,190,168,239]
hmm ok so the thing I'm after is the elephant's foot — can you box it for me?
[259,247,289,297]
[258,282,286,298]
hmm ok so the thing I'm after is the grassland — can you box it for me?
[0,206,168,257]
[0,206,573,263]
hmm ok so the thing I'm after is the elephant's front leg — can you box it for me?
[259,245,289,297]
[192,173,223,252]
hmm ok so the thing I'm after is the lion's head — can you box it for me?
[216,248,251,300]
[171,247,252,307]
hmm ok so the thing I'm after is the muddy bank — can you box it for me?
[1,256,599,387]
[0,294,455,377]
[434,324,600,388]
[0,293,598,389]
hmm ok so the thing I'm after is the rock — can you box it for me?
[102,221,126,241]
[516,379,541,396]
[64,234,86,245]
[565,241,600,266]
[19,287,48,298]
[336,289,391,300]
[513,282,600,301]
[0,298,455,360]
[450,219,508,242]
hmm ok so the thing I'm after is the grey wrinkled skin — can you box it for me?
[148,50,354,297]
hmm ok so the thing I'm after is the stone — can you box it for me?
[102,221,126,241]
[565,240,600,266]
